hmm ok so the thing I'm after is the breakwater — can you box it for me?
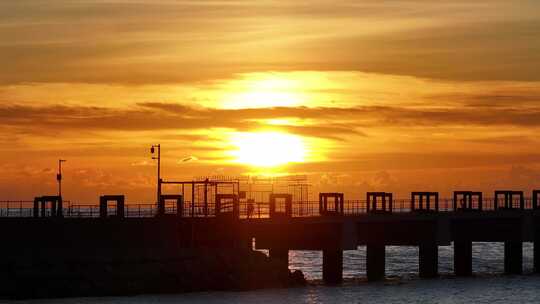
[0,217,305,299]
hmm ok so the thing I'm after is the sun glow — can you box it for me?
[229,132,307,167]
[221,75,304,109]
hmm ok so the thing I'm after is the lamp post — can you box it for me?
[57,159,67,198]
[151,144,161,205]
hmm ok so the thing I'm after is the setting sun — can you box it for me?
[229,132,306,167]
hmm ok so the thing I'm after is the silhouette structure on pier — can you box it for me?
[4,180,540,285]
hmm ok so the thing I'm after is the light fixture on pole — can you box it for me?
[57,159,67,198]
[151,144,161,205]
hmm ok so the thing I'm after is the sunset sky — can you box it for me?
[1,1,540,202]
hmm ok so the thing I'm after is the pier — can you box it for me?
[2,185,540,286]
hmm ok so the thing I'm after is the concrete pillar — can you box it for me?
[269,248,289,276]
[323,250,343,284]
[419,243,438,278]
[366,244,385,281]
[504,241,522,274]
[454,241,472,276]
[157,198,165,216]
[535,239,540,273]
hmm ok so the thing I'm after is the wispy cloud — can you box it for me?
[4,102,540,132]
[1,1,539,85]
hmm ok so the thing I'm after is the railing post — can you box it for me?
[478,192,483,211]
[176,196,184,217]
[191,183,195,217]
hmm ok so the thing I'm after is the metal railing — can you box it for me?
[0,198,536,219]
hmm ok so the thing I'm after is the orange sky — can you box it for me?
[1,1,540,202]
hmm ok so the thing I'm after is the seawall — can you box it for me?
[0,217,305,299]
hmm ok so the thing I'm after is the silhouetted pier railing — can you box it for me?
[0,197,537,218]
[0,201,34,217]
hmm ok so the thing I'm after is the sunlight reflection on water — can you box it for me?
[288,243,534,280]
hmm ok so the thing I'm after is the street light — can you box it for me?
[151,144,161,204]
[57,159,67,198]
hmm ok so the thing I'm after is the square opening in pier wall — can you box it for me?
[269,194,292,218]
[319,193,344,216]
[99,195,125,218]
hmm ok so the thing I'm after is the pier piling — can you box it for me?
[322,249,343,284]
[504,241,522,274]
[454,240,472,276]
[366,244,385,281]
[419,243,438,278]
[534,239,540,273]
